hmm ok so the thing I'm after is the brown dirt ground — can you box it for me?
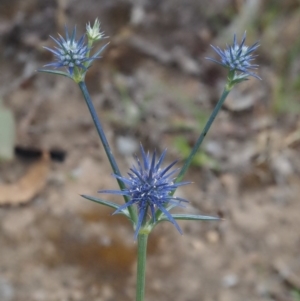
[1,1,300,301]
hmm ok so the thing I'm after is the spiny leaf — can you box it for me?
[159,213,220,222]
[80,194,130,218]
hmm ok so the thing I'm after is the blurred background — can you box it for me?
[0,0,300,300]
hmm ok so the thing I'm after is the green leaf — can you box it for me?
[81,194,119,209]
[80,194,130,218]
[0,101,15,161]
[38,69,73,79]
[159,214,220,222]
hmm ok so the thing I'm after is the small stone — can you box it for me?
[0,278,14,301]
[206,230,219,243]
[222,274,239,288]
[116,136,139,156]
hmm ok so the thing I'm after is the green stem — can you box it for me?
[78,81,137,223]
[136,234,148,301]
[176,87,231,183]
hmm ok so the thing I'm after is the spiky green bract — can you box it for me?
[206,32,261,86]
[41,26,108,82]
[99,145,190,240]
[80,194,131,219]
[86,18,106,42]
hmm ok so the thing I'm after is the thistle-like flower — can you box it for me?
[42,25,107,81]
[99,145,190,239]
[86,18,105,42]
[206,32,261,82]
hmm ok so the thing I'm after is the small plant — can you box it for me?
[174,136,219,170]
[291,289,300,301]
[40,22,260,301]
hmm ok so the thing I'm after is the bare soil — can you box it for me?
[0,1,300,301]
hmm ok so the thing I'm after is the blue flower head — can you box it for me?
[100,145,190,239]
[206,32,261,81]
[42,25,107,81]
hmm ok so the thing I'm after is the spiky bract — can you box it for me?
[100,145,190,239]
[207,32,261,80]
[43,26,107,78]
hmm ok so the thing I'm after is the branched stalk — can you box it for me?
[78,81,137,223]
[176,87,231,183]
[136,234,148,301]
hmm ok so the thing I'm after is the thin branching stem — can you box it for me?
[78,81,137,223]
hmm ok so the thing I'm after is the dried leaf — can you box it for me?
[0,153,50,206]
